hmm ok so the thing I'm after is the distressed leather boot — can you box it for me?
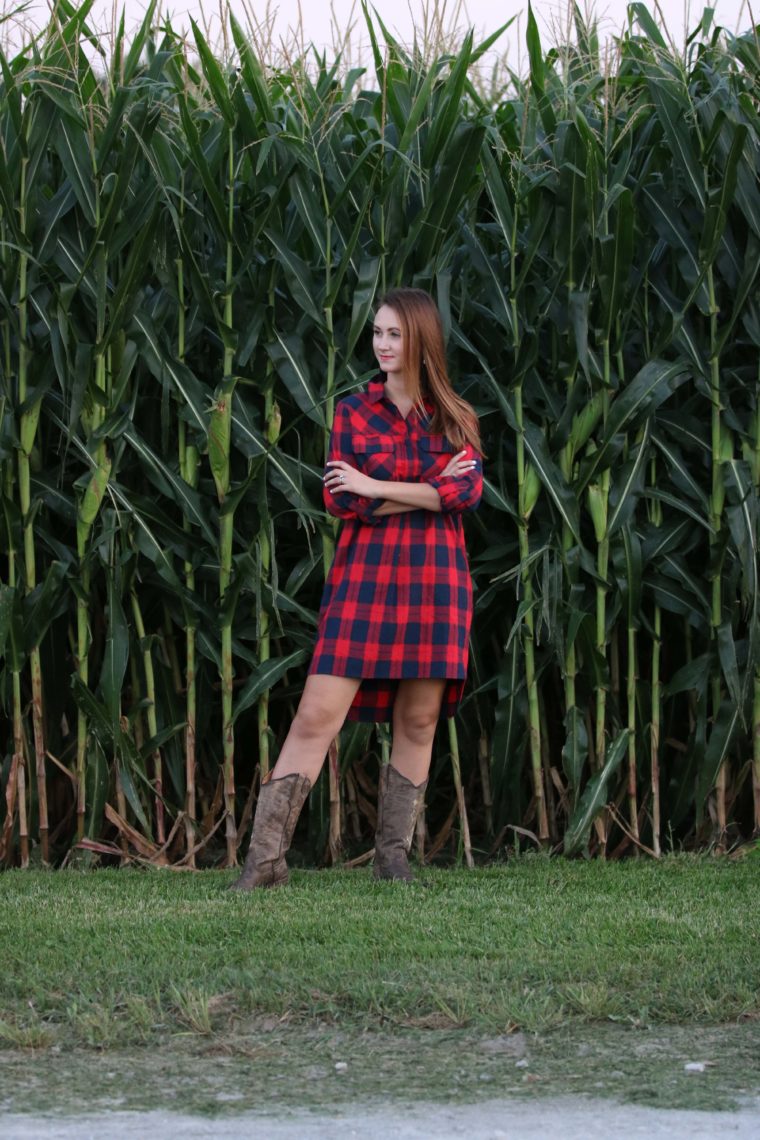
[373,764,427,882]
[229,773,312,890]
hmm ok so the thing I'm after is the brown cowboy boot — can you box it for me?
[373,764,427,882]
[229,773,311,890]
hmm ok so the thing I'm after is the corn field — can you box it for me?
[0,1,759,869]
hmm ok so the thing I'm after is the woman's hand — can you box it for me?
[324,460,380,499]
[440,451,478,478]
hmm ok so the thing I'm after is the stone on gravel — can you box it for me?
[478,1033,526,1057]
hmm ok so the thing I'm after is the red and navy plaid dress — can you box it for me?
[308,376,482,722]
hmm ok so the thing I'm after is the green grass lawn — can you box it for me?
[2,856,758,1050]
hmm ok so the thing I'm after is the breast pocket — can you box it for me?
[354,435,396,480]
[419,434,456,476]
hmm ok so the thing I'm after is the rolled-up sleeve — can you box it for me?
[323,401,383,525]
[425,445,483,514]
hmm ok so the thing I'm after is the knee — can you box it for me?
[292,697,341,742]
[395,704,439,747]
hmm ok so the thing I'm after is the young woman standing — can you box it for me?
[231,287,482,889]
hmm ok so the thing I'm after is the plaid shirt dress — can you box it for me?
[308,376,482,722]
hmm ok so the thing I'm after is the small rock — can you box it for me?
[478,1073,494,1082]
[334,1061,348,1073]
[685,1062,706,1073]
[515,1059,529,1069]
[478,1032,527,1057]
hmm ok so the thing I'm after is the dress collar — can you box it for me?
[368,375,434,417]
[367,376,386,403]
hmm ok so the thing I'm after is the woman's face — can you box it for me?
[373,306,404,377]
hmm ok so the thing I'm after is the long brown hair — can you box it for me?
[376,287,481,453]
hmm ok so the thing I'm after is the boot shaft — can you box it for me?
[374,764,427,881]
[230,773,312,890]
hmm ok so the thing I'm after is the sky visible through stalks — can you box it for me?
[2,0,756,61]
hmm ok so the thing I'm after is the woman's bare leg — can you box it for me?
[271,674,362,785]
[389,678,447,784]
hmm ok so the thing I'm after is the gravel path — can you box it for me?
[3,1097,760,1139]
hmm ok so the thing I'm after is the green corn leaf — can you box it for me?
[598,187,634,343]
[268,333,325,426]
[21,561,67,649]
[84,737,110,840]
[54,113,97,226]
[229,11,274,122]
[175,96,229,237]
[288,173,328,256]
[568,291,590,382]
[648,574,706,619]
[523,421,582,543]
[121,0,159,84]
[664,653,711,698]
[265,230,324,326]
[396,57,443,158]
[131,310,209,436]
[422,32,473,165]
[100,580,129,729]
[0,585,19,665]
[652,433,710,510]
[232,650,308,723]
[71,674,113,743]
[645,65,706,209]
[100,210,159,350]
[526,3,545,94]
[562,705,588,806]
[698,122,746,266]
[123,427,216,545]
[191,19,236,126]
[564,729,629,855]
[345,257,382,361]
[116,761,151,832]
[482,143,515,245]
[461,224,516,338]
[616,523,643,627]
[716,619,742,716]
[696,700,740,820]
[631,3,668,47]
[482,478,518,518]
[607,421,651,537]
[580,361,690,489]
[491,640,526,806]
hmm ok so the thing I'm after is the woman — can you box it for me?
[231,287,482,889]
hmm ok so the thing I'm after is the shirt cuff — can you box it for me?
[426,475,461,513]
[337,491,384,525]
